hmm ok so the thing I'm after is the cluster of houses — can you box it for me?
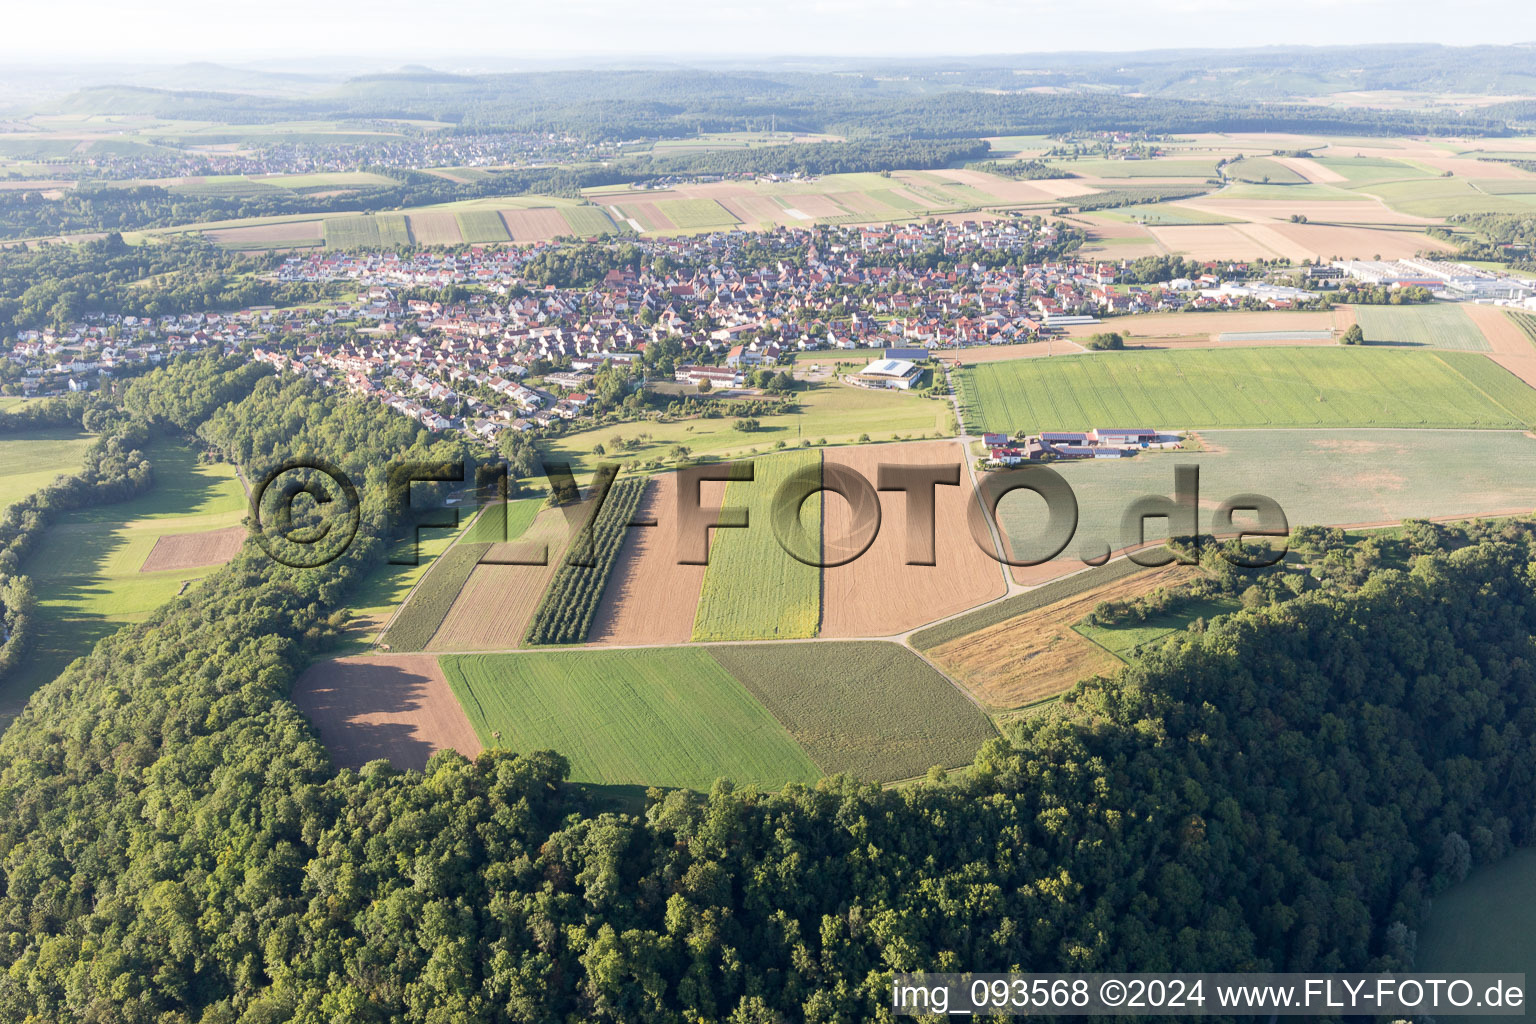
[984,427,1176,465]
[6,219,1286,443]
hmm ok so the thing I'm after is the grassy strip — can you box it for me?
[379,541,491,651]
[523,477,647,644]
[910,558,1147,650]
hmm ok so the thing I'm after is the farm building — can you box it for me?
[982,432,1012,447]
[847,358,924,390]
[1092,427,1155,446]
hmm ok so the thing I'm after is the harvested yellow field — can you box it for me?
[928,563,1201,708]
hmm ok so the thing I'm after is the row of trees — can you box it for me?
[522,476,648,645]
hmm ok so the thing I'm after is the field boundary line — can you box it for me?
[1437,351,1532,426]
[371,505,487,650]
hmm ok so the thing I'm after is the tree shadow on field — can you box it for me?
[291,662,441,771]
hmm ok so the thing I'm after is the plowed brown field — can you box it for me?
[427,505,581,650]
[138,525,246,572]
[291,654,481,771]
[588,472,729,645]
[501,207,569,241]
[821,441,1006,636]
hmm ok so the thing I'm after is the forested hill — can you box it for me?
[0,356,1534,1020]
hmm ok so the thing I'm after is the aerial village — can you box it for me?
[8,218,1533,450]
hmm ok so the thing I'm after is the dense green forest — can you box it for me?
[0,353,1532,1020]
[0,234,334,331]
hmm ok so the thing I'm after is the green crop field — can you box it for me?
[1416,848,1536,1024]
[323,214,412,248]
[993,429,1536,574]
[1352,304,1491,350]
[656,199,739,229]
[559,205,618,235]
[441,649,820,791]
[455,210,511,243]
[955,348,1536,433]
[323,217,379,247]
[1314,155,1429,185]
[1226,157,1308,185]
[377,214,412,245]
[692,450,822,642]
[0,427,96,513]
[709,642,998,782]
[1353,177,1536,217]
[171,177,285,199]
[6,441,246,715]
[868,188,926,211]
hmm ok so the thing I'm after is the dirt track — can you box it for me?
[291,654,481,771]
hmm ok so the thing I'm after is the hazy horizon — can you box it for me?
[5,0,1536,63]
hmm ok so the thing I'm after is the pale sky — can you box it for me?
[4,0,1535,61]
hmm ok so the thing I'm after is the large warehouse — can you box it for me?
[847,358,924,390]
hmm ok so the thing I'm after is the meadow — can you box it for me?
[992,428,1536,579]
[1074,594,1239,658]
[6,441,246,715]
[440,649,821,791]
[0,426,96,512]
[538,381,953,483]
[709,642,998,782]
[1415,848,1536,1024]
[1352,304,1490,350]
[956,348,1536,434]
[691,450,822,641]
